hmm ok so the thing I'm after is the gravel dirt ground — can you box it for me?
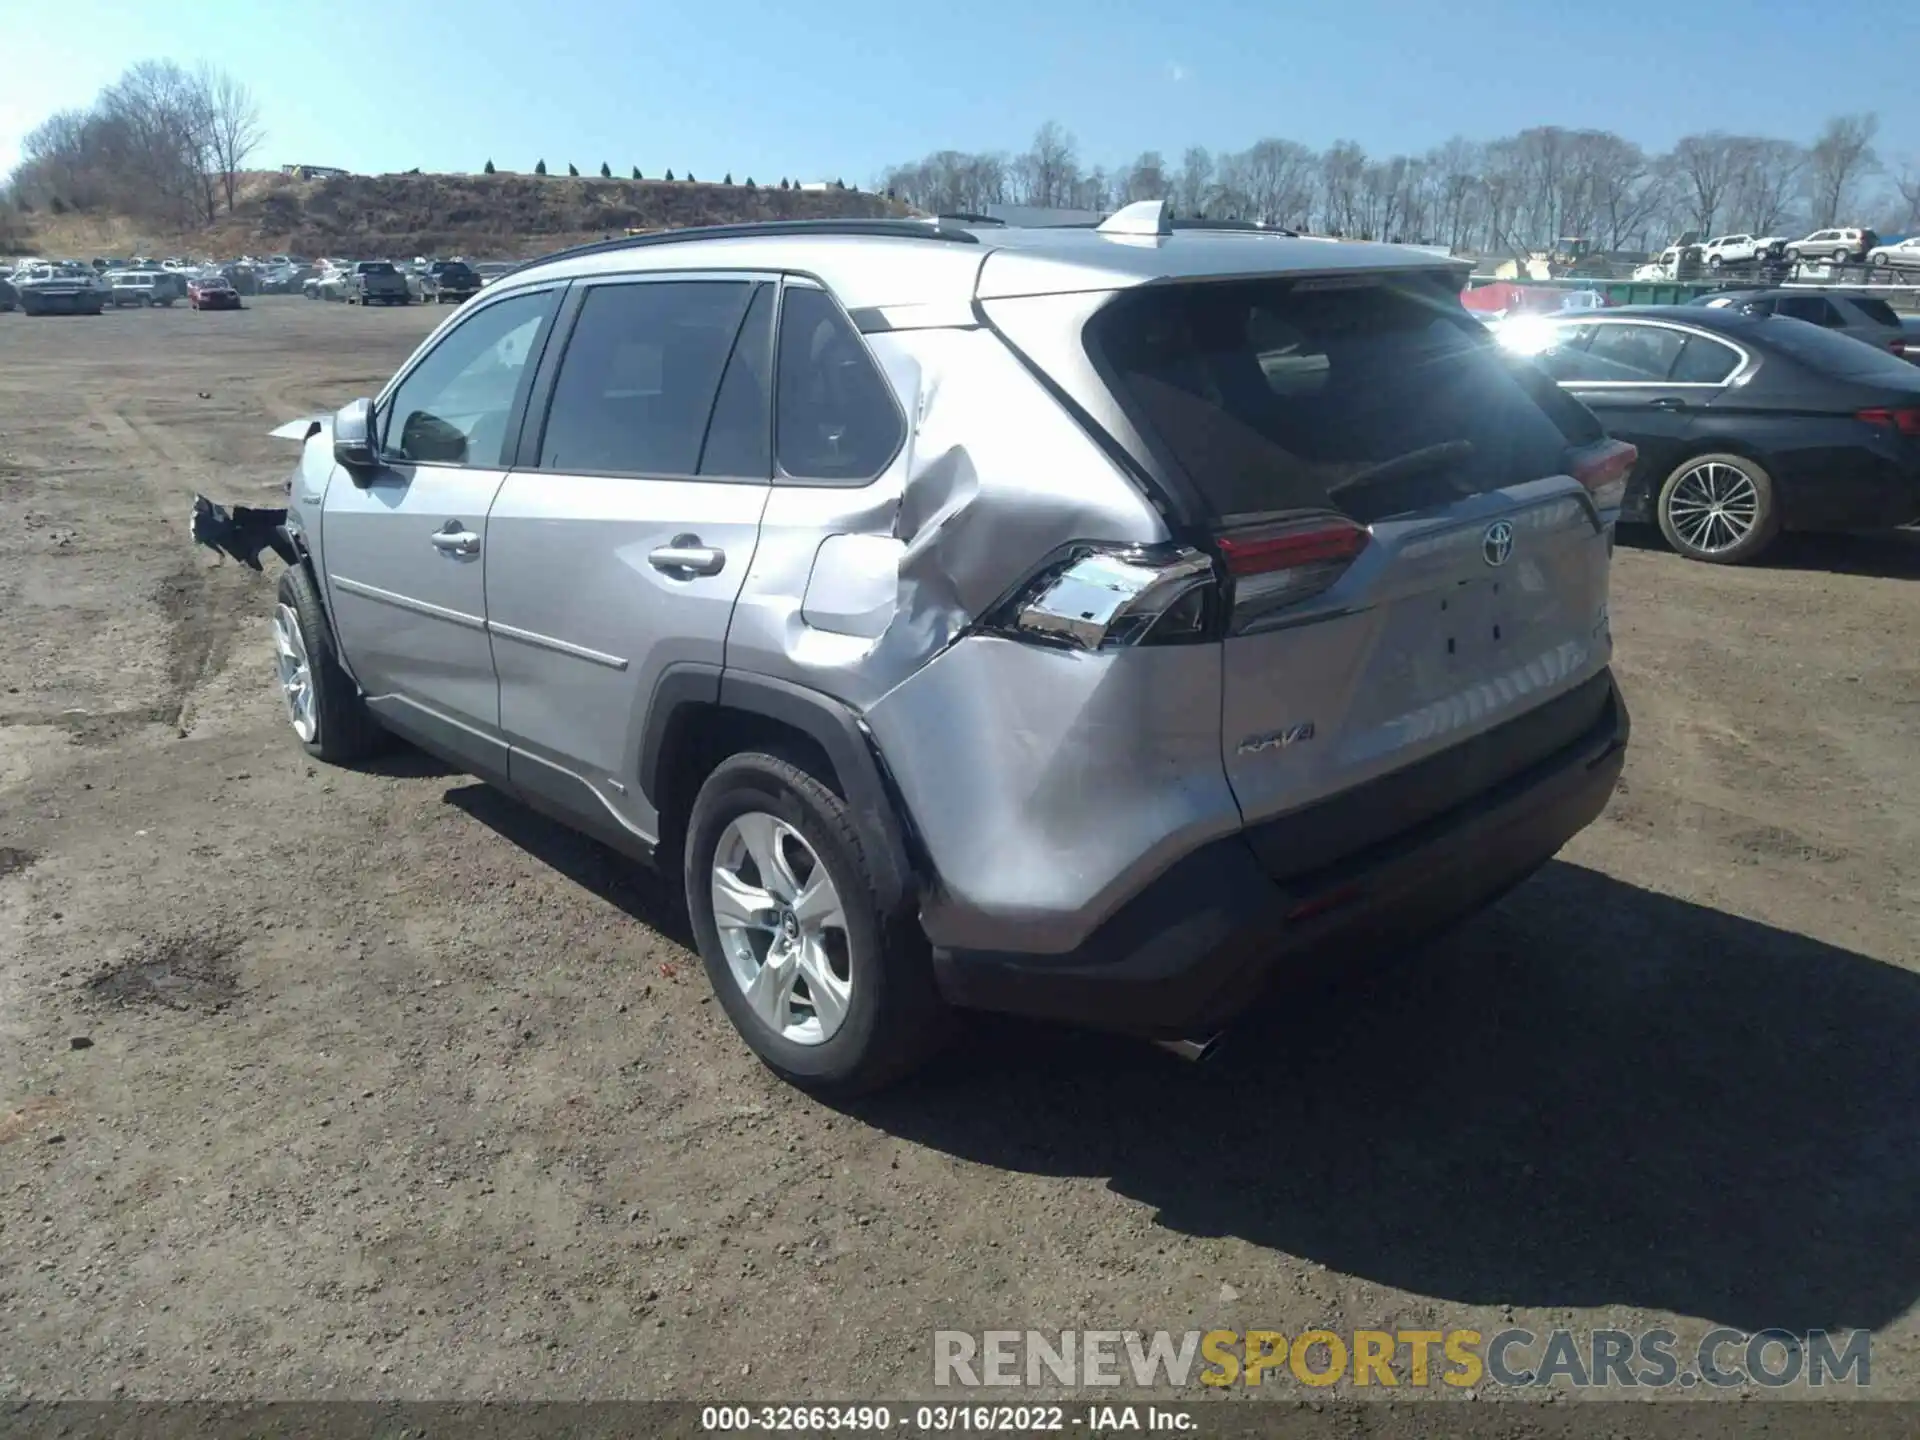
[1,297,1916,1405]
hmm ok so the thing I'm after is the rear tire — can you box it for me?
[273,564,388,763]
[684,751,949,1095]
[1656,452,1782,565]
[1833,248,1849,264]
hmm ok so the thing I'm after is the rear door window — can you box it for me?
[1090,278,1586,525]
[1778,295,1842,326]
[537,279,757,476]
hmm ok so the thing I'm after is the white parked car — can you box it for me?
[1867,236,1920,273]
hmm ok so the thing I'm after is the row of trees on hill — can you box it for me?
[483,159,851,191]
[5,60,262,228]
[881,117,1920,252]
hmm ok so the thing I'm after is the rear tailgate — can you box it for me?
[1088,275,1619,844]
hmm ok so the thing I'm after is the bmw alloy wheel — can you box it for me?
[709,812,853,1045]
[1665,460,1760,555]
[272,602,318,742]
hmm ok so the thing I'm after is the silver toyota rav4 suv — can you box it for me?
[266,206,1632,1093]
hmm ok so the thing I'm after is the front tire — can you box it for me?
[1657,452,1781,564]
[684,751,949,1095]
[273,564,387,762]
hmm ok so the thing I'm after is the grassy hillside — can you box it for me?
[19,170,909,260]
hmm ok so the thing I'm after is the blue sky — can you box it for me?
[3,0,1914,183]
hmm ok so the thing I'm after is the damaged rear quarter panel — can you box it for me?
[722,322,1169,714]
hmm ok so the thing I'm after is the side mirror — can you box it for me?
[332,397,377,470]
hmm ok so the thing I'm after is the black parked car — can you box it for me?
[1687,288,1910,360]
[425,259,482,304]
[1498,305,1920,563]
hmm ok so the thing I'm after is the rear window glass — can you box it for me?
[1849,296,1902,328]
[1762,316,1919,380]
[1090,279,1588,524]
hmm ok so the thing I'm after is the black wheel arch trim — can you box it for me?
[638,665,921,914]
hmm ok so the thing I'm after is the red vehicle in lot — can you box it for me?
[189,276,243,311]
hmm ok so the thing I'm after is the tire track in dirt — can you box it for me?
[81,397,236,735]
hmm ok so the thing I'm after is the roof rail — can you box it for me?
[499,217,980,279]
[935,211,1008,227]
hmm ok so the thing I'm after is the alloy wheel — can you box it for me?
[1666,461,1761,556]
[710,811,853,1045]
[272,602,318,742]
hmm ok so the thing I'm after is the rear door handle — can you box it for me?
[649,539,725,577]
[430,523,480,556]
[1649,396,1689,411]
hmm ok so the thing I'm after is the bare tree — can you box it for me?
[1174,146,1213,215]
[1727,137,1804,234]
[1806,113,1878,227]
[1318,140,1365,234]
[1891,159,1920,231]
[1236,138,1315,229]
[1016,121,1078,208]
[1670,132,1742,235]
[196,65,264,212]
[1123,150,1167,202]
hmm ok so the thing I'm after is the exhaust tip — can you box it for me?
[1152,1035,1223,1064]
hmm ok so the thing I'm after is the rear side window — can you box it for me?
[1090,279,1588,524]
[1670,335,1742,384]
[775,286,904,482]
[1849,296,1902,328]
[1762,316,1920,380]
[538,280,756,476]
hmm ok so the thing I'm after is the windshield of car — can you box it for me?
[359,261,396,274]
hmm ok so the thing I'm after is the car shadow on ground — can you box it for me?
[852,860,1920,1336]
[441,780,694,949]
[1617,524,1920,579]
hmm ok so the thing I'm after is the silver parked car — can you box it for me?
[261,209,1631,1093]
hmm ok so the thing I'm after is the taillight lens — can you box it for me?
[1569,437,1637,516]
[1216,513,1369,626]
[1858,407,1920,437]
[987,546,1215,652]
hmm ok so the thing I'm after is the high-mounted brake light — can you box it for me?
[1216,513,1370,626]
[1858,406,1920,437]
[1569,438,1637,515]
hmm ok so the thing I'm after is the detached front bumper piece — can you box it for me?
[932,670,1630,1038]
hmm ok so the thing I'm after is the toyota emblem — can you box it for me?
[1482,520,1515,567]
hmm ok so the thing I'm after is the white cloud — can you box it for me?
[1168,62,1190,83]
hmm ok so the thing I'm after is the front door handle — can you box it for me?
[430,522,480,557]
[649,538,725,577]
[1649,396,1689,411]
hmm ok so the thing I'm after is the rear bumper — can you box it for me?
[931,671,1630,1037]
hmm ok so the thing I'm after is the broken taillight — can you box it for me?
[987,545,1216,651]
